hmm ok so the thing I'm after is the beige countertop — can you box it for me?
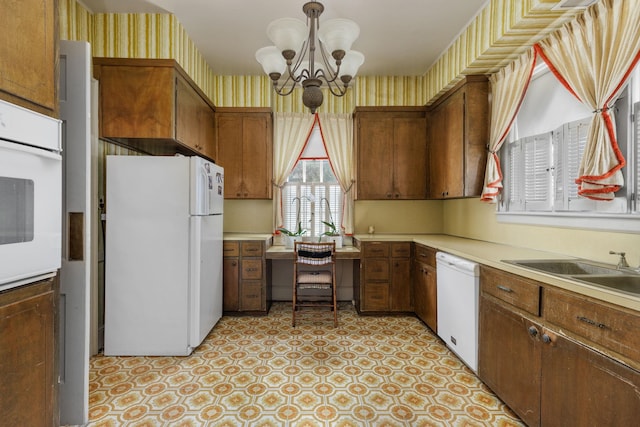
[353,234,640,312]
[223,233,273,243]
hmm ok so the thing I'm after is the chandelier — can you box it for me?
[255,1,364,113]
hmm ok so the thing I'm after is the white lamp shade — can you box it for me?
[267,18,308,53]
[339,50,365,77]
[255,46,286,75]
[318,18,360,53]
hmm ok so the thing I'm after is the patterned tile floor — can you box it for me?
[88,302,525,426]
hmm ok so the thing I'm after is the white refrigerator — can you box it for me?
[104,155,224,356]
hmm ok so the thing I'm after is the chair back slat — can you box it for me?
[294,242,336,265]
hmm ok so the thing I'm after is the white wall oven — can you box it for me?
[0,99,62,290]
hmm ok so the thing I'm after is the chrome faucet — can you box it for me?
[609,251,629,269]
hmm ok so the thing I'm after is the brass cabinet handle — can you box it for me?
[496,285,513,293]
[577,315,608,329]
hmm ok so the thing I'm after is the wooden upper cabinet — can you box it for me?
[0,0,57,117]
[93,58,216,161]
[354,107,427,200]
[216,108,273,199]
[428,75,489,199]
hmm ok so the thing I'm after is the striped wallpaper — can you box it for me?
[60,0,584,111]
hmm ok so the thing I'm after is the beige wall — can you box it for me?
[222,199,445,236]
[354,200,443,235]
[444,198,640,266]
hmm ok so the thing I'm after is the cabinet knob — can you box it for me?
[231,261,237,266]
[386,193,392,198]
[528,326,538,337]
[542,334,551,344]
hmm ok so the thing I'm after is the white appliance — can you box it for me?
[436,252,480,372]
[0,99,62,291]
[105,155,224,356]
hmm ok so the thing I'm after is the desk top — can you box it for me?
[266,245,361,260]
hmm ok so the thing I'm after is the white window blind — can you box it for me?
[506,141,524,211]
[523,133,552,211]
[554,117,591,211]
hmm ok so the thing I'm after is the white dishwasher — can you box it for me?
[436,252,480,373]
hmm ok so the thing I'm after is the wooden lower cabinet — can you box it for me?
[479,295,542,427]
[223,240,271,314]
[358,241,412,313]
[0,276,58,427]
[413,244,437,331]
[479,266,640,427]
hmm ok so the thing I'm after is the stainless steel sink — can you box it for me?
[503,258,640,296]
[571,275,640,296]
[503,259,623,276]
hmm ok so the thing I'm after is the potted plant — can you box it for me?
[278,222,307,248]
[320,220,343,248]
[319,197,342,248]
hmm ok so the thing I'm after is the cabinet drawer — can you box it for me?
[481,266,541,316]
[241,241,263,257]
[414,244,436,267]
[391,242,411,258]
[240,281,264,311]
[363,242,390,258]
[241,259,262,280]
[543,287,640,362]
[364,259,389,281]
[223,241,240,257]
[363,282,389,311]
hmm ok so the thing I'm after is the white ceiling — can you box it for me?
[79,0,489,76]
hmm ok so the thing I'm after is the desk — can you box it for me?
[266,245,361,260]
[266,246,361,302]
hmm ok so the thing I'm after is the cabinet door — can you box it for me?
[99,65,175,139]
[429,91,464,198]
[175,76,215,160]
[242,114,272,199]
[0,0,56,115]
[393,117,427,199]
[1,282,55,427]
[357,116,394,199]
[414,261,437,331]
[176,76,202,151]
[478,296,542,427]
[217,115,244,198]
[390,258,412,311]
[223,258,239,311]
[541,330,640,427]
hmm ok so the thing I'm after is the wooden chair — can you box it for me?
[292,241,337,327]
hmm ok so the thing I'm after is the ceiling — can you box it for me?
[79,0,489,76]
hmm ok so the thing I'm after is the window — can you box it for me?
[498,61,640,232]
[282,125,342,238]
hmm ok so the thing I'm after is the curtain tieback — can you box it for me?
[271,180,285,190]
[343,180,355,193]
[593,106,609,114]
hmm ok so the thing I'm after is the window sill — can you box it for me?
[496,211,640,234]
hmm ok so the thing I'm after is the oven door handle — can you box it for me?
[0,139,61,160]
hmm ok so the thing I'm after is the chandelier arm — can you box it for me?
[287,40,309,79]
[323,76,349,97]
[317,41,340,81]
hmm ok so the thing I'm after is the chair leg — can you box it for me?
[292,272,297,327]
[332,272,338,327]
